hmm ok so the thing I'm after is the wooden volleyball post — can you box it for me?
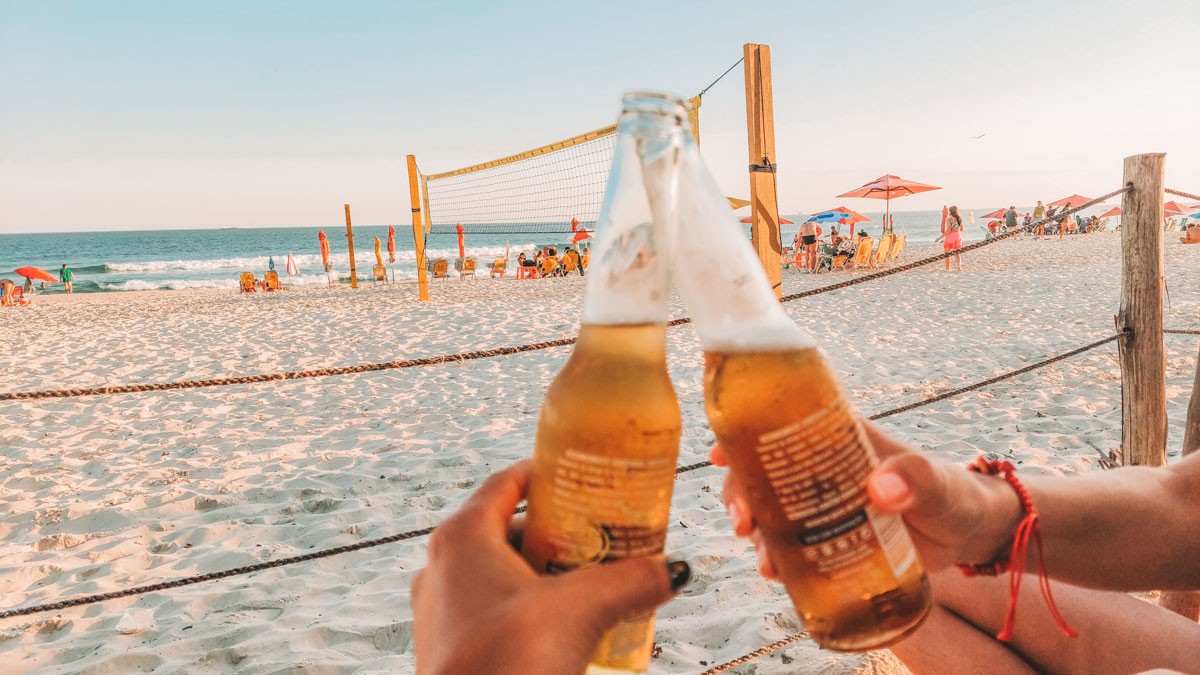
[407,155,430,302]
[743,43,783,299]
[1117,153,1167,467]
[344,204,359,289]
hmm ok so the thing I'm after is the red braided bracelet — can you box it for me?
[956,457,1077,641]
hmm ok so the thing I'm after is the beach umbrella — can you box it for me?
[13,266,58,284]
[837,174,941,232]
[739,216,794,225]
[285,252,299,276]
[374,236,384,267]
[318,230,331,286]
[727,197,752,210]
[1099,206,1122,218]
[1164,201,1195,215]
[386,226,396,263]
[573,228,592,244]
[456,223,465,260]
[570,217,579,233]
[980,208,1008,219]
[805,207,869,226]
[1048,194,1092,210]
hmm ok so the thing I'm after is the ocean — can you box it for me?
[0,206,1114,294]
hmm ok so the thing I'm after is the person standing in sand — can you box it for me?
[59,264,73,294]
[0,278,14,307]
[1004,205,1018,233]
[1033,201,1046,239]
[797,219,819,273]
[943,205,964,271]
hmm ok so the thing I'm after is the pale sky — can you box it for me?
[1,0,1197,234]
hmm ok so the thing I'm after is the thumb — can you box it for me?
[551,556,688,628]
[868,452,953,518]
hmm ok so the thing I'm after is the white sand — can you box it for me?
[2,232,1199,674]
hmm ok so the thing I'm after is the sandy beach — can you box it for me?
[2,232,1199,674]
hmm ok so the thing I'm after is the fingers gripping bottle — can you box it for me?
[637,91,932,651]
[520,92,684,674]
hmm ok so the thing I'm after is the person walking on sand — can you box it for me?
[59,264,73,294]
[1004,205,1018,234]
[943,205,964,271]
[1032,200,1046,239]
[797,219,819,273]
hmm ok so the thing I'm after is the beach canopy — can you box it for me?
[805,207,868,226]
[13,266,57,283]
[387,226,396,263]
[1164,200,1195,215]
[1099,207,1122,218]
[740,216,794,225]
[837,174,940,231]
[456,223,465,259]
[1048,194,1092,209]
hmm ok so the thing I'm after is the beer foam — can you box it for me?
[700,320,816,353]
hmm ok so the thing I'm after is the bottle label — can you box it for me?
[755,399,916,579]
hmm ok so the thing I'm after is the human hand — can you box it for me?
[712,421,1022,579]
[412,460,691,675]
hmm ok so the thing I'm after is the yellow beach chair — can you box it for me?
[239,272,257,293]
[850,237,874,270]
[433,258,449,280]
[490,256,507,278]
[888,233,907,264]
[873,233,894,268]
[373,264,387,282]
[263,270,283,291]
[460,257,477,279]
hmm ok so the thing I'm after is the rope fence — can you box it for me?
[0,187,1130,403]
[0,332,1121,622]
[1165,187,1200,202]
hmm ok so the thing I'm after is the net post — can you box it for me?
[1117,153,1167,467]
[743,43,783,299]
[344,204,358,289]
[421,175,433,234]
[407,155,431,302]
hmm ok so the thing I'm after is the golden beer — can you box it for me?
[704,347,931,651]
[522,323,681,673]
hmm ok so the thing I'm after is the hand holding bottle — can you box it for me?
[712,422,1024,578]
[412,461,689,675]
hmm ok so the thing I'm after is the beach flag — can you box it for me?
[456,223,465,260]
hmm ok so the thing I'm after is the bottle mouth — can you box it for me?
[621,90,689,121]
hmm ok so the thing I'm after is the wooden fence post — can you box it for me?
[1160,342,1200,620]
[344,204,359,289]
[1117,153,1167,467]
[743,43,783,299]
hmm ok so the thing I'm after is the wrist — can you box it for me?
[962,469,1024,566]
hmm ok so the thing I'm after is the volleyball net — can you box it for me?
[410,96,702,241]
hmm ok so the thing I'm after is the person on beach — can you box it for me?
[23,277,33,295]
[59,264,73,293]
[1033,201,1047,239]
[798,219,819,273]
[1004,206,1018,233]
[562,246,585,276]
[0,278,14,307]
[1059,203,1073,240]
[943,206,964,271]
[412,425,1200,675]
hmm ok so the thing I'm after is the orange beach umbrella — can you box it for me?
[456,223,465,259]
[979,208,1009,219]
[837,174,941,230]
[1048,194,1092,209]
[1164,201,1195,215]
[374,236,383,267]
[318,230,331,284]
[386,226,396,263]
[739,216,794,225]
[1099,207,1122,218]
[13,266,57,283]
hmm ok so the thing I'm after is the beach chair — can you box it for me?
[373,264,387,282]
[873,234,893,268]
[263,270,283,291]
[849,238,874,270]
[581,251,590,269]
[562,254,579,275]
[888,234,907,264]
[433,258,449,280]
[10,287,30,306]
[239,272,257,293]
[540,256,559,277]
[490,257,507,278]
[830,254,850,272]
[460,257,477,279]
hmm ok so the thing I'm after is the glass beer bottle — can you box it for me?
[520,91,684,674]
[637,92,932,651]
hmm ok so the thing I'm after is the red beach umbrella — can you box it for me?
[739,216,794,225]
[837,174,941,231]
[386,226,396,263]
[1099,206,1122,218]
[13,266,57,283]
[980,208,1008,219]
[1164,201,1195,215]
[1048,194,1092,209]
[318,230,331,269]
[573,228,592,243]
[570,217,579,233]
[456,223,465,259]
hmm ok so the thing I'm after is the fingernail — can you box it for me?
[666,560,691,592]
[871,471,910,505]
[728,500,745,531]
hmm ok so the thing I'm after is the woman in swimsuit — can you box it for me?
[943,205,964,271]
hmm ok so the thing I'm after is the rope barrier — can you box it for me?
[0,186,1129,402]
[1165,187,1200,202]
[1164,329,1200,336]
[1,333,1120,622]
[698,632,809,674]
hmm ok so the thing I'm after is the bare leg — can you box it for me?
[892,569,1200,675]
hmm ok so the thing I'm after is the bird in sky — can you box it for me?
[969,133,988,140]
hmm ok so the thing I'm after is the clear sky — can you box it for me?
[1,0,1197,233]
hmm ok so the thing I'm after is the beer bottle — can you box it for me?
[520,91,684,674]
[637,93,932,651]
